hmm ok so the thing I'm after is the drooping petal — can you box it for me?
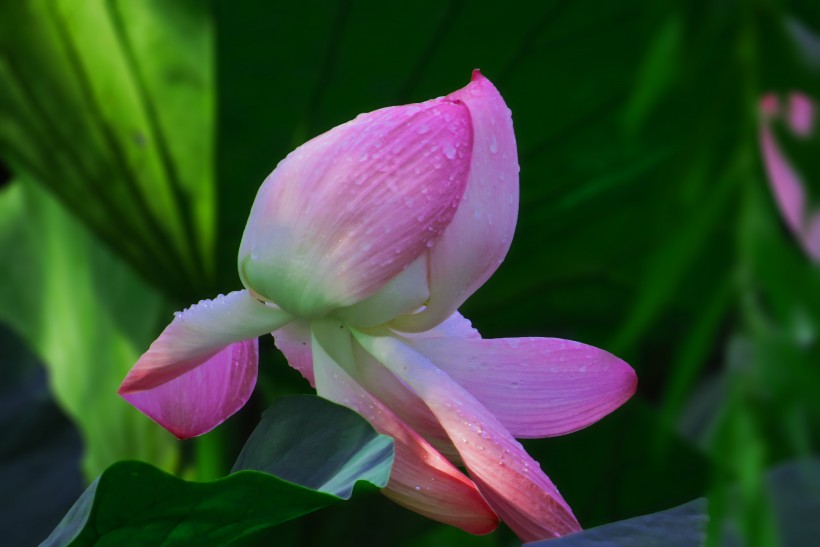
[272,320,315,387]
[393,71,519,332]
[402,320,637,438]
[118,290,291,438]
[276,319,459,461]
[239,99,473,318]
[122,340,258,439]
[310,323,498,534]
[353,329,581,542]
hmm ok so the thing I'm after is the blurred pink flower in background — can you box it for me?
[759,92,820,262]
[117,71,637,541]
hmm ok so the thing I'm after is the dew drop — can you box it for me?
[489,134,498,154]
[443,144,457,159]
[416,124,430,134]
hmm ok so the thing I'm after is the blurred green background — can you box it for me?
[2,0,820,545]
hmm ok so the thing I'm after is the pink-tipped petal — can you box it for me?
[118,291,291,437]
[310,326,498,534]
[353,330,581,542]
[121,339,258,439]
[272,320,315,387]
[119,290,291,393]
[788,92,815,137]
[239,99,472,318]
[393,71,519,332]
[405,328,637,438]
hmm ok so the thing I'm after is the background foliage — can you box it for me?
[2,0,820,545]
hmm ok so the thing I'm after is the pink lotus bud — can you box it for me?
[238,98,473,319]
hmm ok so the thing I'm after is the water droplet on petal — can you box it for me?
[443,144,456,159]
[489,134,498,154]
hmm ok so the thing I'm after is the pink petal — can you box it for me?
[353,330,582,542]
[392,71,519,332]
[121,340,258,439]
[272,320,315,387]
[310,325,498,534]
[405,328,637,438]
[759,92,820,264]
[119,290,291,438]
[759,102,806,235]
[788,92,815,137]
[239,98,472,318]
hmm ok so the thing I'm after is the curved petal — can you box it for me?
[310,323,498,534]
[760,95,806,235]
[118,290,291,438]
[239,98,473,318]
[404,326,637,438]
[353,329,581,542]
[337,254,430,328]
[393,71,519,332]
[121,339,258,439]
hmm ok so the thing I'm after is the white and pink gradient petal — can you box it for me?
[121,340,258,439]
[404,330,637,438]
[310,325,499,534]
[393,71,519,332]
[118,290,291,438]
[239,99,473,319]
[119,290,290,393]
[352,329,582,542]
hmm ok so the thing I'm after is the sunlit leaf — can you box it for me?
[0,180,178,478]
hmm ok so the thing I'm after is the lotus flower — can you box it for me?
[119,71,637,541]
[759,92,820,263]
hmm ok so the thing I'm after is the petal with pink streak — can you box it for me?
[310,325,498,534]
[405,330,637,438]
[353,329,581,542]
[119,290,291,393]
[272,320,315,387]
[760,100,806,235]
[759,92,820,264]
[393,71,519,332]
[121,339,258,439]
[239,99,472,318]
